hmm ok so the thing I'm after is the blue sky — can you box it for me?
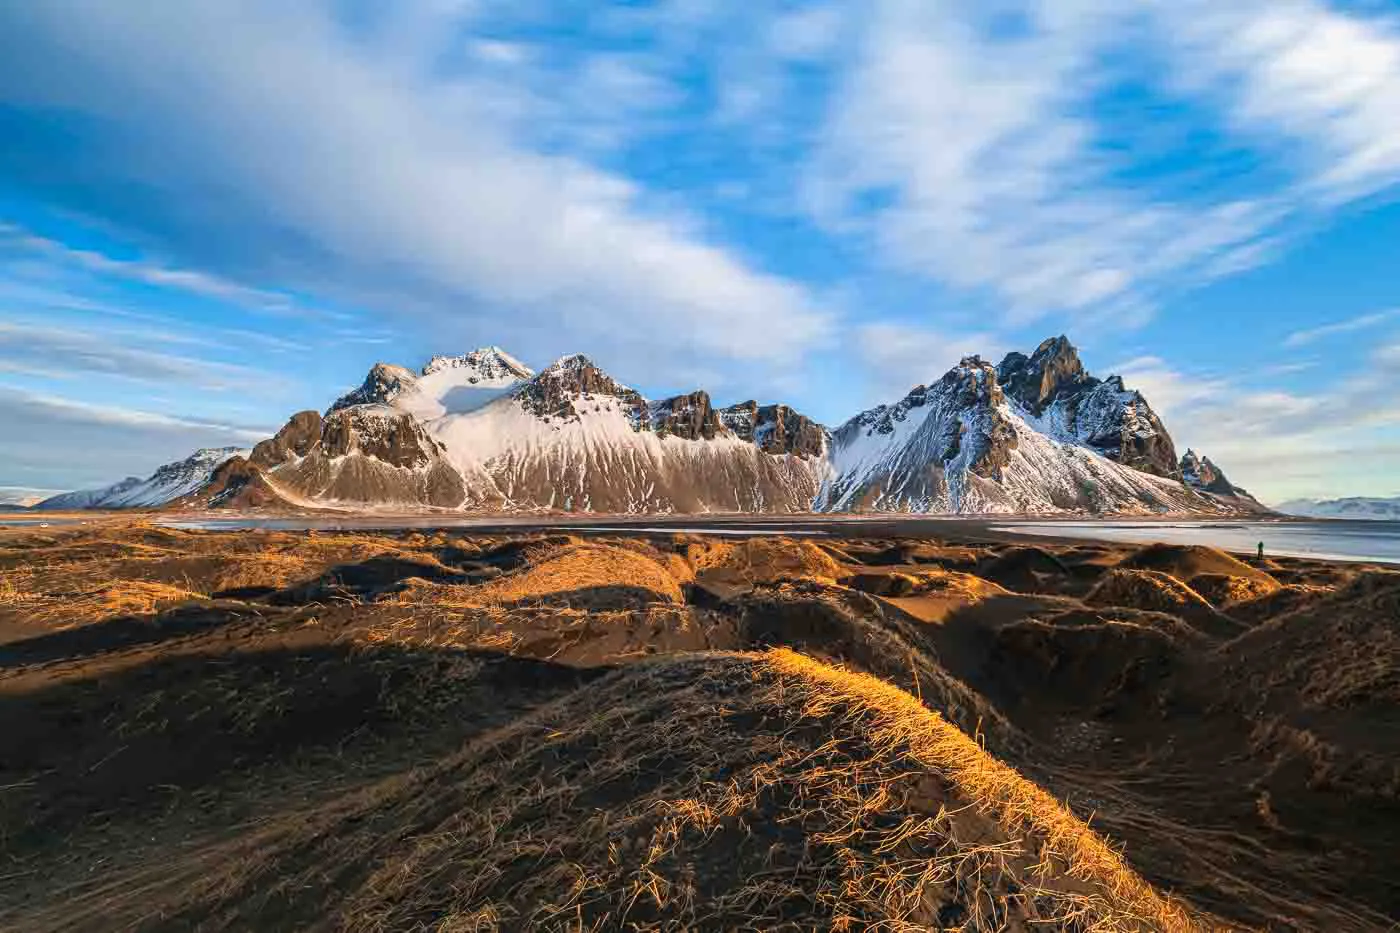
[1,0,1398,503]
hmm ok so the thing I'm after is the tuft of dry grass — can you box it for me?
[447,542,684,607]
[686,537,843,587]
[765,647,1207,932]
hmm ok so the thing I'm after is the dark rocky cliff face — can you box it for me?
[997,338,1179,478]
[251,411,323,468]
[650,391,724,440]
[250,406,464,506]
[997,336,1095,414]
[719,401,828,458]
[1181,449,1240,496]
[320,407,446,469]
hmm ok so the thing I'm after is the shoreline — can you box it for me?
[5,510,1397,567]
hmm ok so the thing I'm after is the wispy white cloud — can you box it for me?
[0,386,271,488]
[1283,308,1399,346]
[0,322,290,392]
[1153,0,1400,203]
[0,2,833,381]
[0,222,296,312]
[804,1,1283,327]
[802,0,1400,330]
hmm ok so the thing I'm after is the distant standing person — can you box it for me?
[1257,541,1265,560]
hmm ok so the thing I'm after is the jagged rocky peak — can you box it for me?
[995,337,1178,478]
[944,355,1006,406]
[650,390,724,440]
[423,346,533,382]
[516,354,645,421]
[997,335,1095,414]
[329,363,418,413]
[1181,449,1238,496]
[720,401,829,458]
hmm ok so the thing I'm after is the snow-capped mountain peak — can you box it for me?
[515,355,644,421]
[332,347,534,421]
[422,346,533,382]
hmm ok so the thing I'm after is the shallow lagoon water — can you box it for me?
[151,514,1400,564]
[993,519,1400,565]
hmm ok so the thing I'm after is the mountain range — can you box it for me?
[37,337,1265,516]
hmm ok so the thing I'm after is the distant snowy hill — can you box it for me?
[0,487,62,509]
[1276,497,1400,521]
[35,448,248,510]
[38,337,1267,516]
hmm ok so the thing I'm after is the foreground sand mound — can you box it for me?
[979,546,1073,591]
[1087,569,1243,640]
[1190,572,1282,608]
[466,542,685,608]
[990,616,1192,717]
[686,537,842,594]
[1120,543,1276,586]
[17,651,1196,932]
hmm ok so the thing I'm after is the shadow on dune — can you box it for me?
[0,642,602,858]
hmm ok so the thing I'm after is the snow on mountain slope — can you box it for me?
[1277,497,1400,520]
[330,347,534,420]
[430,355,828,513]
[35,448,248,510]
[819,356,1220,515]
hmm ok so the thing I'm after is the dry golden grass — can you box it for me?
[459,542,685,606]
[26,649,1205,931]
[0,522,422,629]
[765,647,1207,932]
[687,536,842,585]
[1087,569,1216,619]
[0,576,205,629]
[1189,573,1281,609]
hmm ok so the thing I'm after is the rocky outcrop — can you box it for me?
[516,355,647,422]
[328,364,418,413]
[1181,450,1269,512]
[1180,449,1238,496]
[720,402,829,458]
[251,411,323,468]
[253,406,466,507]
[173,456,291,510]
[649,391,725,440]
[998,336,1178,478]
